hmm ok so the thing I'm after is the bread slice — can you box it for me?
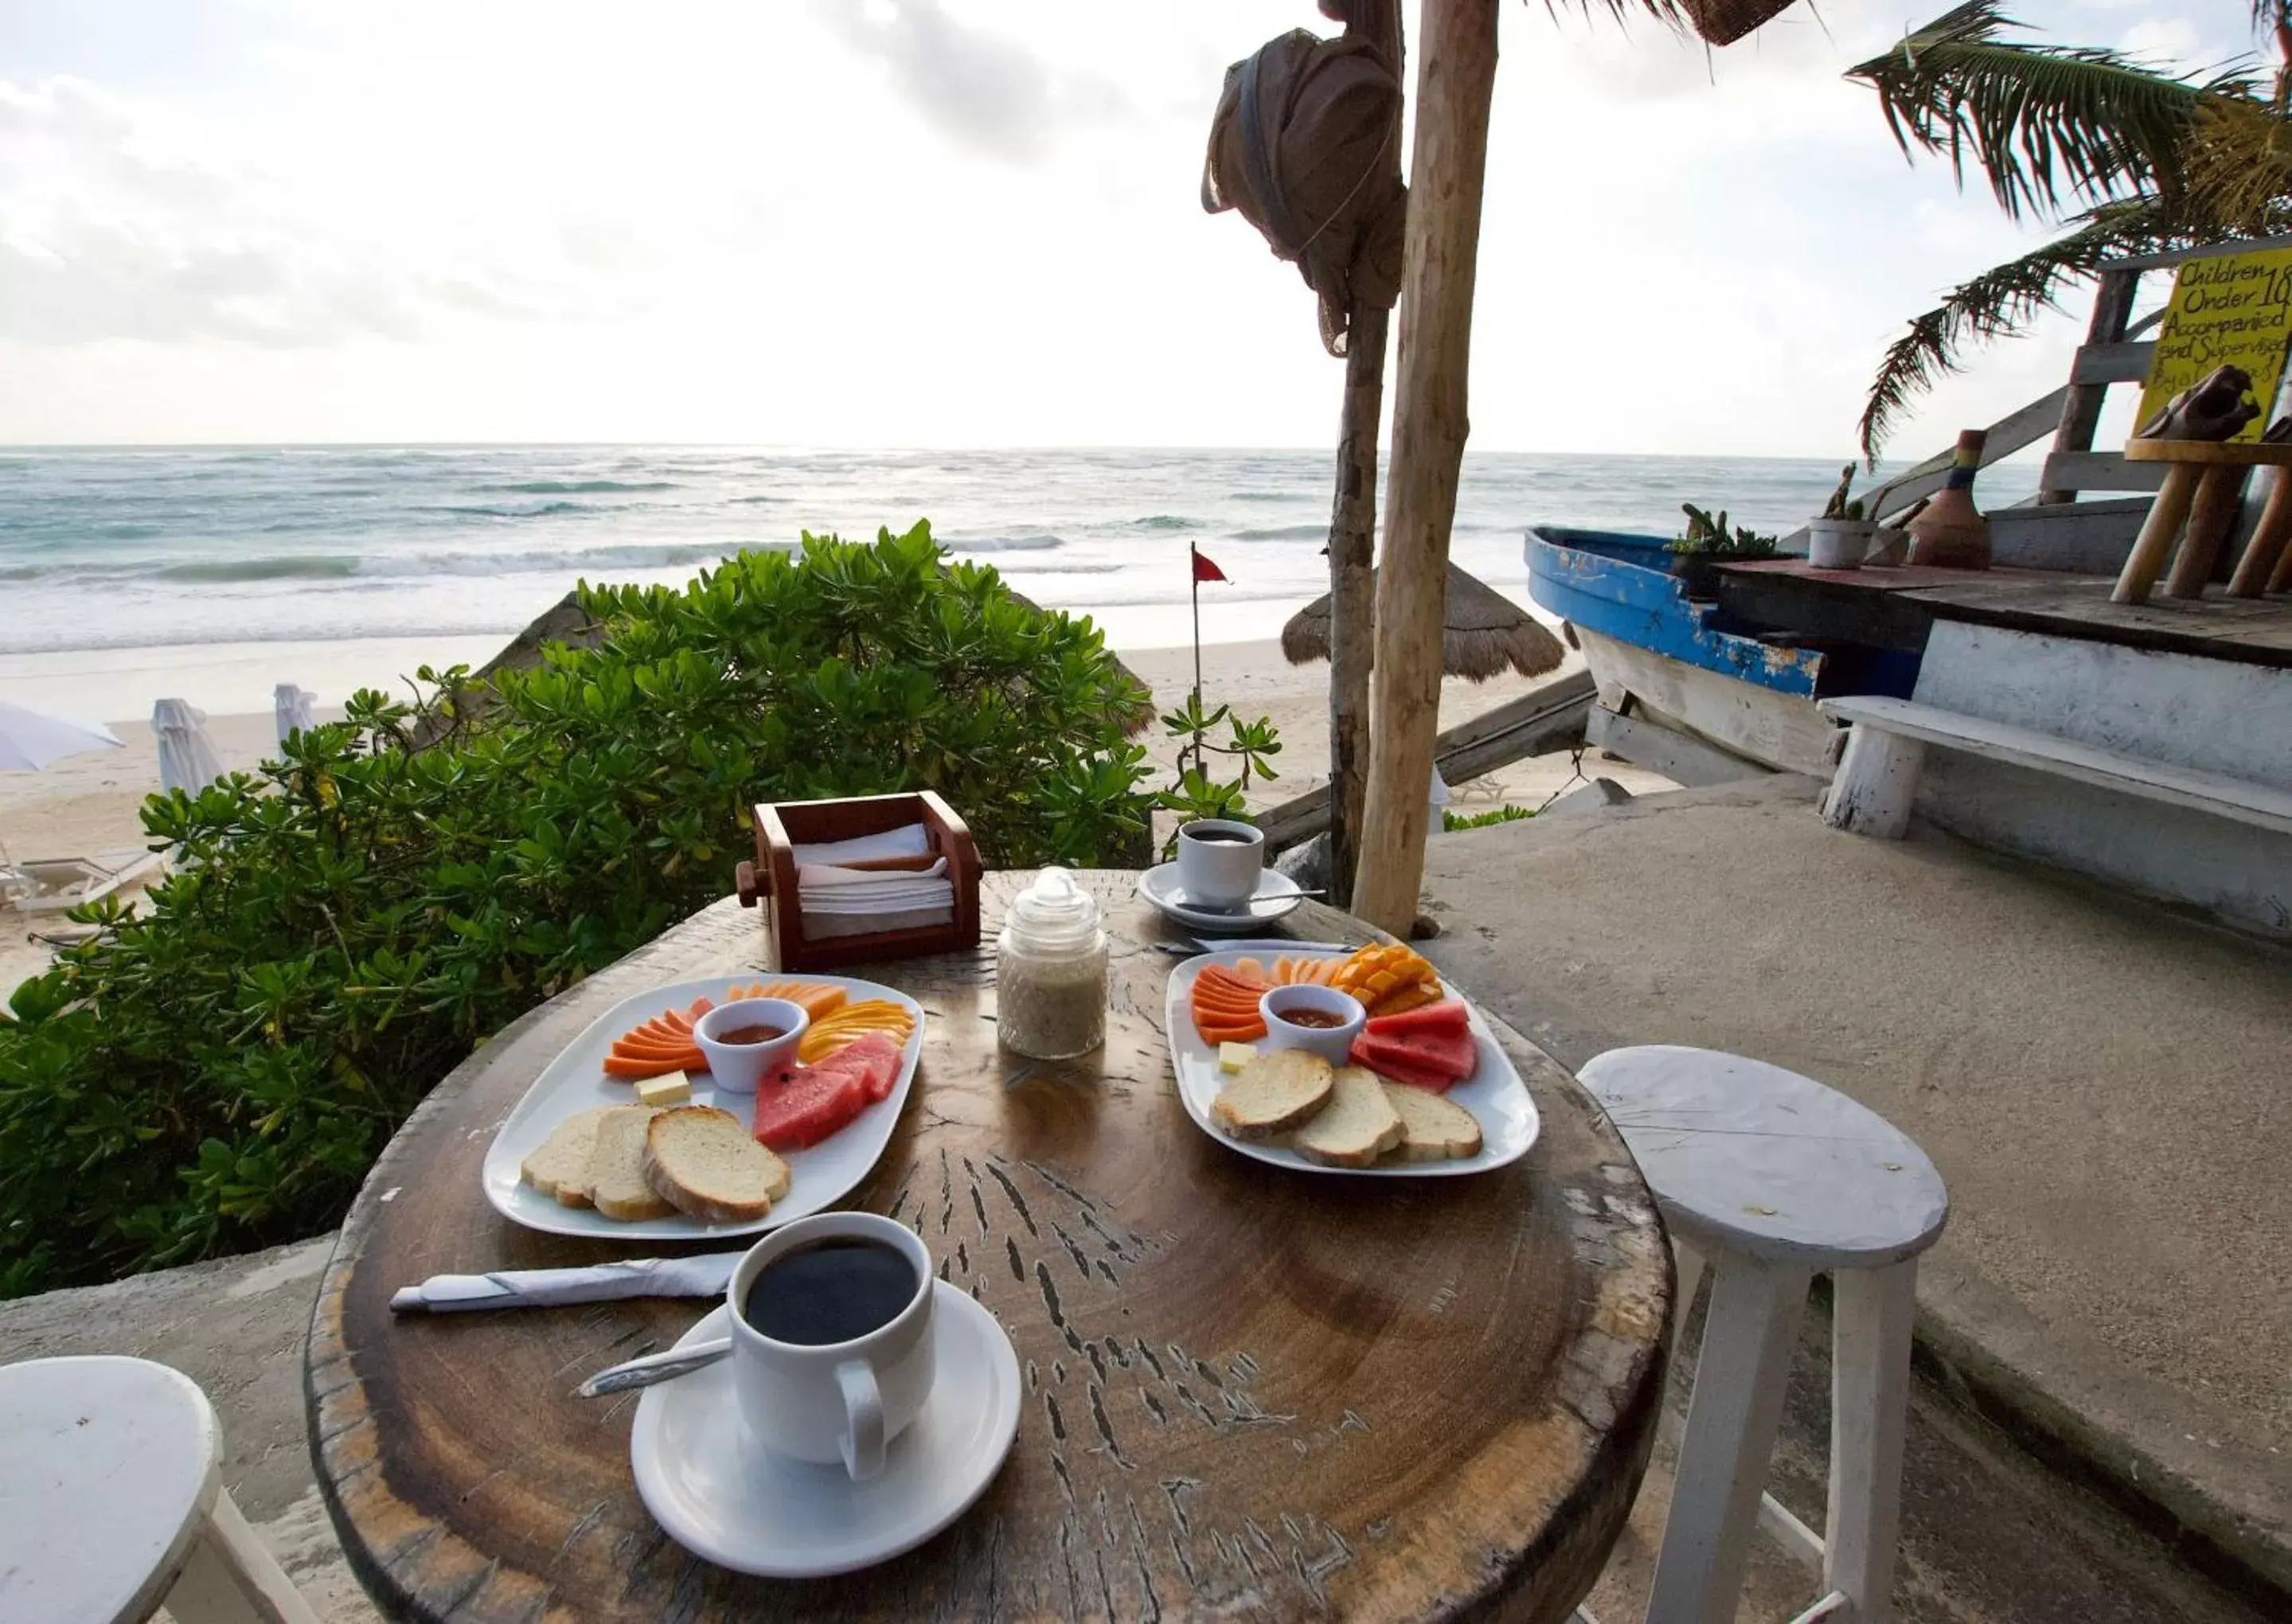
[587,1106,676,1220]
[1210,1050,1333,1141]
[1293,1067,1406,1168]
[642,1107,792,1224]
[1379,1080,1484,1162]
[521,1105,619,1208]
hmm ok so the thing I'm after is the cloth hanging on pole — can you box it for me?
[274,684,318,747]
[153,699,228,796]
[1201,28,1407,357]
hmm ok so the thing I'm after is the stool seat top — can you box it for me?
[1578,1046,1949,1267]
[0,1356,222,1624]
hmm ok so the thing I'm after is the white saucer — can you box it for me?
[1137,863,1303,934]
[631,1284,1020,1578]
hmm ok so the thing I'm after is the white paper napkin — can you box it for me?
[806,905,955,939]
[798,857,947,889]
[389,1252,744,1314]
[791,824,931,866]
[802,888,953,912]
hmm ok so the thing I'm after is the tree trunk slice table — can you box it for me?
[307,873,1672,1622]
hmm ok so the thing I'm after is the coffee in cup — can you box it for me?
[1174,818,1264,909]
[724,1212,935,1479]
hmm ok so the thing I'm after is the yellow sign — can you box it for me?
[2134,248,2292,442]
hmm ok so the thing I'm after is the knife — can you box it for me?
[1150,937,1355,956]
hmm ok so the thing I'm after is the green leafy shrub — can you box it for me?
[1441,804,1536,833]
[0,523,1152,1297]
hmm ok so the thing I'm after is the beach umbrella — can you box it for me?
[1280,562,1564,682]
[0,701,123,772]
[274,683,318,746]
[153,699,228,795]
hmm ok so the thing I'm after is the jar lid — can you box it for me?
[1005,866,1101,951]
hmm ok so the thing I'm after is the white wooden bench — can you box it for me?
[1817,694,2292,841]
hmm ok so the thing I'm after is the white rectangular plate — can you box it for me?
[482,974,925,1239]
[1164,950,1539,1177]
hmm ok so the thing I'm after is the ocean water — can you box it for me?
[0,445,2041,666]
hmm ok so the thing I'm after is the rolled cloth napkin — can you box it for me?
[390,1252,743,1314]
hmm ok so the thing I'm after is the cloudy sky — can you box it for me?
[0,0,2255,458]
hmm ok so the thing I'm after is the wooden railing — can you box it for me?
[1862,233,2292,525]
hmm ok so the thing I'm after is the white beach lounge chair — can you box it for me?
[0,849,164,915]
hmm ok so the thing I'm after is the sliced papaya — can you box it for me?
[603,1052,691,1080]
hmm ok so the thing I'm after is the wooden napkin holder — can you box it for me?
[734,790,982,972]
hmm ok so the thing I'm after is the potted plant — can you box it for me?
[1665,503,1780,599]
[1808,464,1877,569]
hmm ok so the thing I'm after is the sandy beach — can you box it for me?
[1,637,1670,999]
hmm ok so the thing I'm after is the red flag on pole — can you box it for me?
[1191,546,1229,584]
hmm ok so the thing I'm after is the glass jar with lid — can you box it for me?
[996,867,1109,1060]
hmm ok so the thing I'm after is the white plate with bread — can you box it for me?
[481,974,925,1239]
[1162,949,1538,1177]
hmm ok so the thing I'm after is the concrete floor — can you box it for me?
[1419,772,2292,1598]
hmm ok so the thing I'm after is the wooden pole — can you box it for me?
[2228,467,2292,595]
[1189,543,1205,775]
[1324,0,1404,910]
[2040,268,2136,506]
[2163,464,2243,598]
[1350,0,1498,937]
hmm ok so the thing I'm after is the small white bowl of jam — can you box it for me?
[691,997,810,1094]
[1257,984,1365,1068]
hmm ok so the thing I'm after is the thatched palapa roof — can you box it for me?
[1280,563,1564,683]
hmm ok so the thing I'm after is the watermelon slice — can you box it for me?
[1357,1049,1461,1091]
[752,1068,871,1152]
[1364,999,1469,1037]
[1351,1026,1477,1084]
[794,1035,902,1100]
[1353,1025,1475,1072]
[815,1033,904,1103]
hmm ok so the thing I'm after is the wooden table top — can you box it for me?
[307,873,1672,1622]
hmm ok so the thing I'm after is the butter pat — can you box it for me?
[634,1072,693,1107]
[1216,1041,1256,1075]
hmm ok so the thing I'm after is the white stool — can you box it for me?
[1579,1046,1948,1624]
[0,1355,320,1624]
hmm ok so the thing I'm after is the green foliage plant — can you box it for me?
[1821,464,1867,521]
[0,522,1154,1297]
[1665,504,1782,559]
[1441,804,1536,833]
[1154,693,1281,852]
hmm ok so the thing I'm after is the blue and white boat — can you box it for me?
[1525,526,1920,779]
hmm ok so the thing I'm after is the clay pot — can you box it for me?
[1907,429,1992,568]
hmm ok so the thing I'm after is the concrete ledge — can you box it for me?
[1916,1257,2292,1606]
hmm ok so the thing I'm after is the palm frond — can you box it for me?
[2185,92,2292,231]
[1846,2,2251,220]
[1857,201,2180,462]
[1542,0,1687,31]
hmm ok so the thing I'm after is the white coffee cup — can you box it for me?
[1175,818,1264,908]
[724,1212,935,1480]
